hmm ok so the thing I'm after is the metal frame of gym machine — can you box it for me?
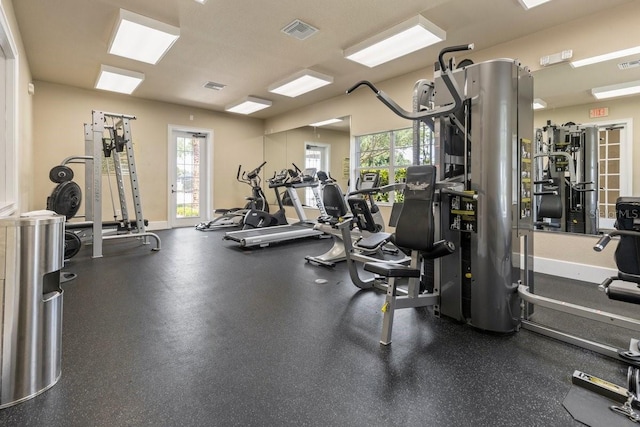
[533,122,598,234]
[67,110,161,258]
[346,44,535,342]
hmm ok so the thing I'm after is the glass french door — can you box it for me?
[169,129,209,227]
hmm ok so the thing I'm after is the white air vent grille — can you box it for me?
[281,19,318,40]
[204,81,226,90]
[618,60,640,70]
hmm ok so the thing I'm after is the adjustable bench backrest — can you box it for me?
[395,165,436,252]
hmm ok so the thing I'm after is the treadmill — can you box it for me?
[223,167,327,248]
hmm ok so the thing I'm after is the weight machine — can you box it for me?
[47,111,160,258]
[346,44,535,343]
[534,121,598,233]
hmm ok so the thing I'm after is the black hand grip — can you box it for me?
[438,44,474,72]
[594,235,611,252]
[346,80,379,95]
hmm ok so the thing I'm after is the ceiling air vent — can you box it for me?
[281,19,318,41]
[618,60,640,70]
[204,81,226,91]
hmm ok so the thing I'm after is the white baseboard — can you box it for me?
[532,256,617,284]
[147,221,169,231]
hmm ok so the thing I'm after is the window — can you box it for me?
[354,124,434,202]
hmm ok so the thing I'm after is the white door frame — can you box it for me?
[167,125,213,228]
[0,4,18,217]
[584,117,633,229]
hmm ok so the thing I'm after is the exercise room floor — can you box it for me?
[1,228,637,426]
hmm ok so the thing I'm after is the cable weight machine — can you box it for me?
[346,44,535,341]
[47,111,160,258]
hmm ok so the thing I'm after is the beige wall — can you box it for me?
[32,81,264,223]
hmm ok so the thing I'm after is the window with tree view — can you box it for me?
[355,126,433,202]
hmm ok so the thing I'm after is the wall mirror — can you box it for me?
[263,116,351,208]
[530,49,640,235]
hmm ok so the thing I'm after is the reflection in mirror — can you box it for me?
[533,122,599,234]
[263,116,351,208]
[532,119,630,235]
[531,44,640,235]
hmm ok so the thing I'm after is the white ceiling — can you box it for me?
[12,0,640,119]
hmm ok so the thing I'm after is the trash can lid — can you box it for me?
[20,210,60,218]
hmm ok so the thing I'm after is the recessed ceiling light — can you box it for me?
[518,0,552,10]
[193,0,207,3]
[591,80,640,100]
[309,118,342,127]
[344,15,445,68]
[95,65,144,94]
[109,9,180,65]
[571,45,640,68]
[225,96,272,115]
[268,69,333,98]
[533,98,547,110]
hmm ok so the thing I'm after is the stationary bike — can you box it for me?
[196,162,269,231]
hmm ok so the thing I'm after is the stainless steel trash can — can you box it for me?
[0,212,65,409]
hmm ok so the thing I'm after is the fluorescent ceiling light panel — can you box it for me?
[95,65,144,94]
[309,118,342,127]
[193,0,207,3]
[109,9,180,64]
[591,80,640,100]
[344,15,445,68]
[518,0,552,10]
[532,98,547,110]
[225,96,272,114]
[571,45,640,68]
[268,70,333,97]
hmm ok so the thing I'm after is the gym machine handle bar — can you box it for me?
[441,187,479,200]
[345,44,474,121]
[245,161,267,180]
[594,230,640,252]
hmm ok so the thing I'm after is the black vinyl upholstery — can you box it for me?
[537,178,563,219]
[363,164,454,278]
[614,197,640,278]
[322,181,349,219]
[394,165,437,252]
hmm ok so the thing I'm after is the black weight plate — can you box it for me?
[628,366,639,397]
[47,181,82,220]
[64,231,82,260]
[49,165,74,183]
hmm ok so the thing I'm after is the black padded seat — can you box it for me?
[322,179,349,219]
[364,261,420,278]
[537,177,563,220]
[357,233,391,250]
[598,197,640,305]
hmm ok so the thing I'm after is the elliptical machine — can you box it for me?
[196,162,269,231]
[242,169,289,229]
